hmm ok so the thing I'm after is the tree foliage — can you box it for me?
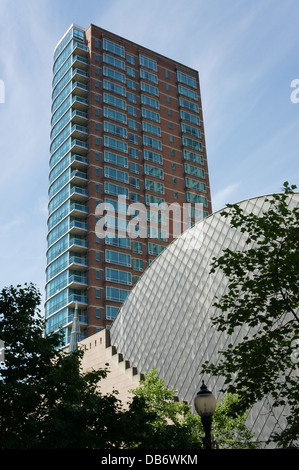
[202,182,299,448]
[130,368,259,449]
[0,283,121,448]
[0,283,259,449]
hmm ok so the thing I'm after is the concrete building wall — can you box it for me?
[80,329,143,406]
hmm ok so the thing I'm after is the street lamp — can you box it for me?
[194,380,217,449]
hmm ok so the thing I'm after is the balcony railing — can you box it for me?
[72,81,89,98]
[70,154,88,168]
[71,138,88,155]
[69,255,88,267]
[68,312,88,324]
[68,274,88,286]
[69,220,88,233]
[68,293,88,304]
[72,55,89,70]
[72,67,89,83]
[70,186,88,201]
[72,41,89,56]
[70,169,88,180]
[71,109,88,125]
[71,124,88,140]
[72,95,88,111]
[69,238,88,249]
[70,202,88,214]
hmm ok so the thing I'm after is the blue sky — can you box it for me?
[0,0,299,304]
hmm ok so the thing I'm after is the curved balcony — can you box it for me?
[69,255,88,270]
[72,81,89,98]
[68,293,88,308]
[70,186,88,202]
[72,41,89,57]
[71,124,88,140]
[69,202,88,217]
[69,219,88,235]
[71,138,88,155]
[68,274,88,289]
[72,67,89,83]
[72,54,88,70]
[69,237,88,252]
[70,153,88,169]
[72,95,88,111]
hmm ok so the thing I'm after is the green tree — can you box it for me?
[202,182,299,448]
[0,283,258,449]
[130,368,259,449]
[0,283,127,448]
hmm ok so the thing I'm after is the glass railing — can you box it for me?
[71,154,88,165]
[70,169,88,180]
[72,41,89,53]
[70,202,88,213]
[70,186,88,197]
[69,220,88,231]
[72,81,89,92]
[72,96,88,106]
[68,293,88,304]
[71,124,88,134]
[72,55,88,65]
[71,109,88,120]
[69,256,88,266]
[69,238,88,248]
[68,274,88,285]
[72,68,89,79]
[71,139,88,149]
[68,312,88,324]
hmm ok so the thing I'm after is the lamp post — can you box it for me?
[194,381,216,449]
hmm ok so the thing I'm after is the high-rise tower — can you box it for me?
[46,24,212,347]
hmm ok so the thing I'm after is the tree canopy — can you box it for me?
[130,368,259,449]
[0,283,258,449]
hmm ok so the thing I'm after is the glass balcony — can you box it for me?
[68,274,88,288]
[71,138,88,155]
[72,54,88,70]
[69,219,88,234]
[72,67,89,83]
[70,168,87,181]
[72,81,89,97]
[71,109,88,125]
[72,95,88,111]
[69,202,88,217]
[70,186,88,202]
[69,237,88,252]
[68,311,88,325]
[68,293,88,305]
[69,255,88,269]
[72,41,89,57]
[70,154,88,169]
[71,124,88,140]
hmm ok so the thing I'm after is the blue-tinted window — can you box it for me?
[103,38,125,58]
[105,268,132,285]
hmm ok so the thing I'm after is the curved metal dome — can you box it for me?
[110,193,299,446]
